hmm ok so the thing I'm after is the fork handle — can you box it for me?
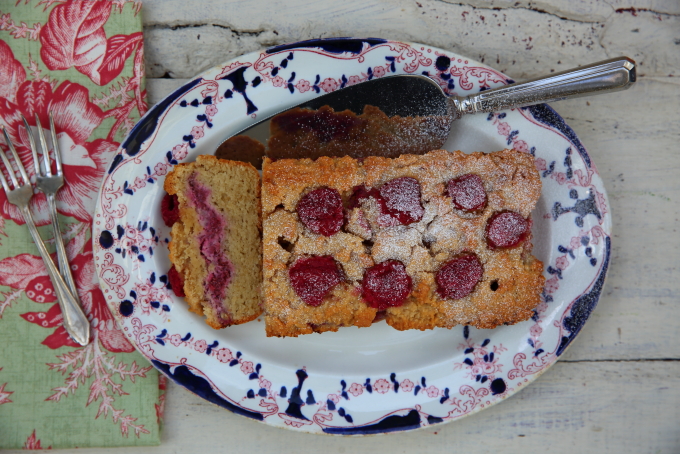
[20,206,90,346]
[45,194,80,300]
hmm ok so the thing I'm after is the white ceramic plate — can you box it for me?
[93,39,611,435]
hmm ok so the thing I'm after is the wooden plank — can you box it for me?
[146,78,186,105]
[552,76,680,362]
[4,361,677,453]
[141,0,680,25]
[140,0,678,79]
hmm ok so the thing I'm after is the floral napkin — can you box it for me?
[0,1,163,449]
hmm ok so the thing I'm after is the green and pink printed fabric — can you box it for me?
[0,1,163,449]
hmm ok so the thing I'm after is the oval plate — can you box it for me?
[93,38,611,435]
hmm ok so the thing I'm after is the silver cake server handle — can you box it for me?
[447,57,636,120]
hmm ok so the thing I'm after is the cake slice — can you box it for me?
[164,155,262,329]
[262,149,544,337]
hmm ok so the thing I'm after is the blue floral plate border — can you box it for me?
[93,38,611,435]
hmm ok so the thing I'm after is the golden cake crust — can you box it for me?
[262,149,544,337]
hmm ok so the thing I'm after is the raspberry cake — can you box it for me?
[164,155,262,329]
[262,149,544,337]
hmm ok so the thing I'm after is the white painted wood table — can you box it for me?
[9,0,679,452]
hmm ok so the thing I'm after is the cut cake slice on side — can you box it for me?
[165,155,262,329]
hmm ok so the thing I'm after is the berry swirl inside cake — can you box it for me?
[164,155,262,329]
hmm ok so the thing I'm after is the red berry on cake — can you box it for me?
[379,177,424,225]
[361,260,412,310]
[435,254,484,300]
[167,265,186,297]
[486,211,529,249]
[296,187,344,236]
[447,173,487,212]
[160,193,180,226]
[348,185,380,210]
[289,256,344,306]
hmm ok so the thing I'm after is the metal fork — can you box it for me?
[0,120,90,346]
[23,114,87,315]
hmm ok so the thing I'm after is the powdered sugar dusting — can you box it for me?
[486,211,529,249]
[435,254,484,299]
[361,260,412,310]
[288,256,343,306]
[372,226,421,265]
[345,207,373,240]
[296,187,344,236]
[379,177,425,225]
[447,173,487,211]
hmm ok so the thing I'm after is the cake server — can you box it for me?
[219,56,635,161]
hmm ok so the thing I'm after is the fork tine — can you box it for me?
[34,114,52,177]
[0,126,24,188]
[48,112,62,176]
[5,127,31,186]
[21,115,41,177]
[0,148,13,193]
